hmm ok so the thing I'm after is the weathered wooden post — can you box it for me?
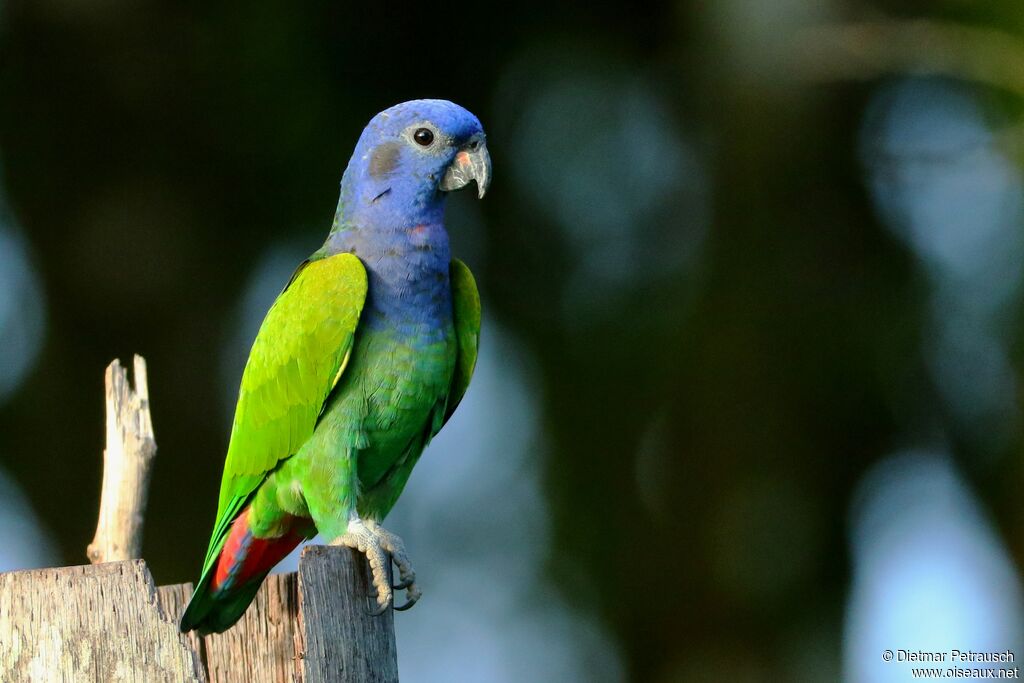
[0,356,398,682]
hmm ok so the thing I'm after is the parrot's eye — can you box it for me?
[413,128,434,147]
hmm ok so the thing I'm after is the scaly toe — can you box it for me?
[331,518,395,614]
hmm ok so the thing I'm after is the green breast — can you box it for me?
[349,321,456,493]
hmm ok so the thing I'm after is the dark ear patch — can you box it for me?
[368,142,401,178]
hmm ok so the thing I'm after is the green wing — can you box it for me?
[201,252,367,573]
[443,258,481,424]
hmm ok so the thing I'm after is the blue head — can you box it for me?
[335,99,490,230]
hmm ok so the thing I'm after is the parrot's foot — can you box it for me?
[331,517,421,615]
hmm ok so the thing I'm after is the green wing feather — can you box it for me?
[443,258,481,424]
[200,252,368,575]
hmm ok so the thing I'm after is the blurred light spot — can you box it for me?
[0,467,60,571]
[844,451,1023,682]
[497,49,709,324]
[509,76,686,236]
[0,207,46,403]
[861,78,1023,442]
[862,79,1024,314]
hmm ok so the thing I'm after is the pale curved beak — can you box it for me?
[439,135,491,199]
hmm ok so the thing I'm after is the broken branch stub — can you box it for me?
[87,354,157,564]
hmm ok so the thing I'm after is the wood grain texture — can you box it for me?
[88,356,157,565]
[201,574,301,683]
[298,546,399,683]
[0,550,397,681]
[0,560,205,683]
[155,582,205,669]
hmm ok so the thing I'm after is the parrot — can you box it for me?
[179,99,489,634]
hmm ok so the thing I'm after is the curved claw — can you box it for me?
[392,576,414,591]
[393,593,419,611]
[366,595,392,616]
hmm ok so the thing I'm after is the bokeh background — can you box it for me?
[0,1,1022,681]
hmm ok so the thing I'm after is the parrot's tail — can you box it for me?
[179,508,309,635]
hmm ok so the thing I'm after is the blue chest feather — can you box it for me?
[325,222,452,341]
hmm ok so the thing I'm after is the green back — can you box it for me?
[443,258,481,425]
[200,252,368,575]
